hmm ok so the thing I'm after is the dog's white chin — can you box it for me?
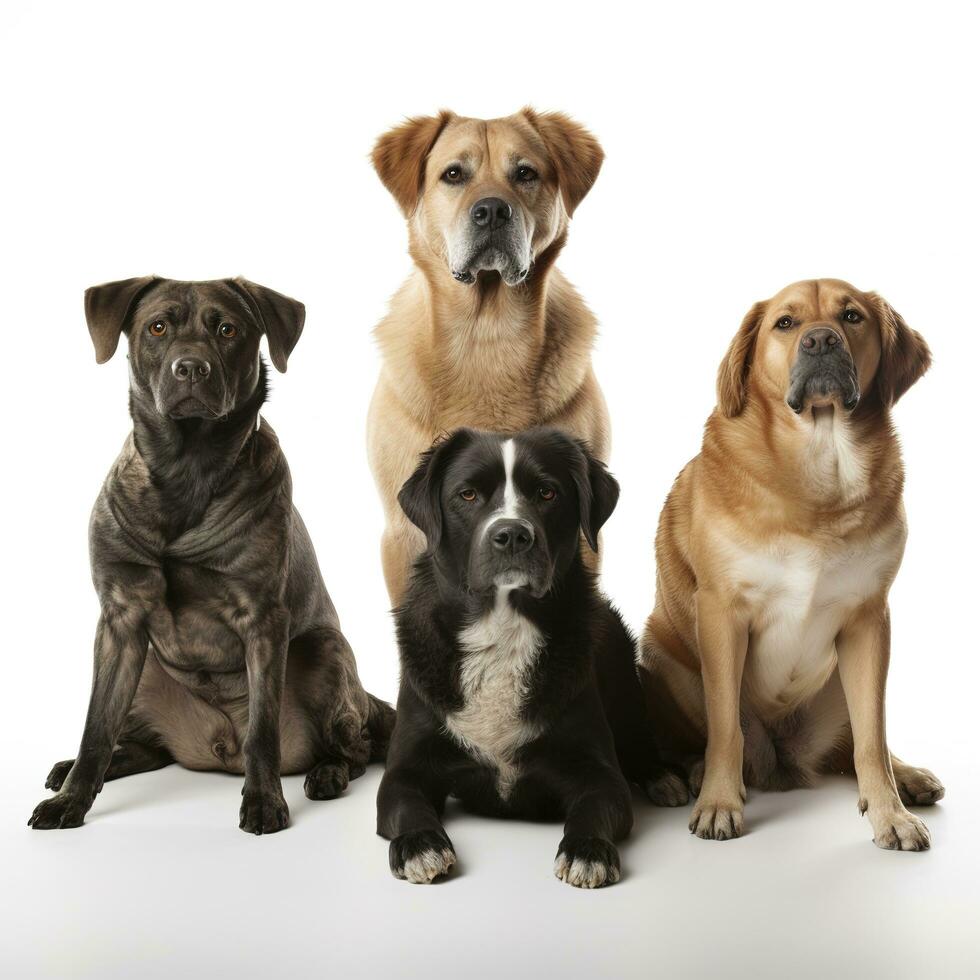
[494,573,530,590]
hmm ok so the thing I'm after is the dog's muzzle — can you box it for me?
[157,351,226,419]
[786,327,860,414]
[449,198,531,287]
[468,517,551,595]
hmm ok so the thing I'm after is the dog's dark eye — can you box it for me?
[459,488,477,502]
[442,165,465,184]
[148,322,167,337]
[538,487,556,501]
[775,316,794,330]
[515,165,539,183]
[218,322,238,338]
[842,309,863,324]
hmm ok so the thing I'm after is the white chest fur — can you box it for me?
[445,592,544,798]
[726,527,903,717]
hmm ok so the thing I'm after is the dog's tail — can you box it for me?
[365,693,396,762]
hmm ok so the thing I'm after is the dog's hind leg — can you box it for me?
[45,736,173,792]
[596,612,688,806]
[285,627,380,799]
[890,756,945,806]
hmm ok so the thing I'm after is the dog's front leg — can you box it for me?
[29,608,149,829]
[690,589,749,840]
[554,765,633,889]
[239,605,291,835]
[837,603,931,850]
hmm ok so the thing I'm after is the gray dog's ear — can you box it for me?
[229,279,306,373]
[569,441,620,552]
[372,111,455,216]
[522,108,604,217]
[84,276,159,363]
[398,428,474,550]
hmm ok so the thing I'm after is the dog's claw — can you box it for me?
[239,789,289,835]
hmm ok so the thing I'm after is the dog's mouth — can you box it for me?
[449,232,532,287]
[468,554,552,598]
[165,396,224,420]
[786,354,860,415]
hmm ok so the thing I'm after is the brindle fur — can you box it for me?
[29,276,394,834]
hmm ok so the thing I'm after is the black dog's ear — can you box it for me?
[229,278,306,373]
[570,441,620,552]
[84,276,158,363]
[398,429,474,550]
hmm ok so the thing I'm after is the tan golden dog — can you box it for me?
[639,279,944,849]
[368,109,608,603]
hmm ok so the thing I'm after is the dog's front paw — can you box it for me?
[304,761,350,800]
[645,767,689,807]
[45,759,75,791]
[895,764,945,807]
[867,805,931,851]
[239,787,289,835]
[29,793,89,830]
[553,835,621,888]
[389,829,456,884]
[689,796,744,841]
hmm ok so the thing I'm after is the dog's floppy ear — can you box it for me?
[570,440,620,553]
[372,111,455,216]
[522,108,604,217]
[398,428,474,550]
[868,293,932,407]
[84,276,158,363]
[229,278,305,373]
[717,300,767,418]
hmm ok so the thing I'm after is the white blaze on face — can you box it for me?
[500,438,519,518]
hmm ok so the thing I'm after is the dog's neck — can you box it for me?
[407,234,568,426]
[127,363,268,532]
[710,394,901,518]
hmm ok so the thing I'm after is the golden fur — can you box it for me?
[639,278,944,849]
[367,109,609,603]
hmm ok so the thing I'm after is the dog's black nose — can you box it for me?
[171,356,211,381]
[800,327,844,356]
[489,519,535,555]
[470,197,512,230]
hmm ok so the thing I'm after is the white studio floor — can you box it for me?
[4,744,977,980]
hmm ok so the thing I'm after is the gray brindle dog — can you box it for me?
[29,276,393,834]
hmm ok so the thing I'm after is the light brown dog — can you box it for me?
[368,109,609,603]
[639,278,945,849]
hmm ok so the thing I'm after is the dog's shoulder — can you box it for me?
[394,562,469,714]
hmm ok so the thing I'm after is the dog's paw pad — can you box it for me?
[304,762,350,800]
[239,789,289,835]
[553,835,621,888]
[689,799,744,841]
[645,769,689,807]
[390,830,456,884]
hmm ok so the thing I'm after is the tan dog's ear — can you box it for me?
[717,301,767,417]
[372,111,455,216]
[868,293,932,407]
[522,108,604,216]
[84,276,159,363]
[228,278,306,373]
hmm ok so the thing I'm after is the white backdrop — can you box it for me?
[2,2,978,977]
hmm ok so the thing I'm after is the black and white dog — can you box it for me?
[377,427,687,888]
